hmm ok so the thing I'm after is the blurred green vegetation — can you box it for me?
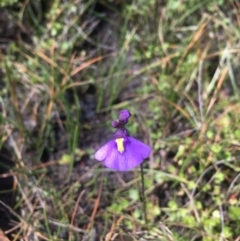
[0,0,240,240]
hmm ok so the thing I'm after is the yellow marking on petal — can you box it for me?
[115,138,124,153]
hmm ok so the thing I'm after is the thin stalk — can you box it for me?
[140,164,147,225]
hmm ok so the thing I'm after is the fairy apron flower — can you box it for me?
[95,110,151,171]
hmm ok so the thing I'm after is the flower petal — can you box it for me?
[128,137,151,159]
[94,140,115,161]
[118,147,142,171]
[103,147,121,170]
[103,137,151,171]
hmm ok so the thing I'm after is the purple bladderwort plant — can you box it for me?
[95,110,151,171]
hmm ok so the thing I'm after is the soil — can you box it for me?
[0,3,149,240]
[0,147,16,237]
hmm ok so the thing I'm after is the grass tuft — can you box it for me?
[0,0,239,240]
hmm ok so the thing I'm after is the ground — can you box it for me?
[0,0,240,241]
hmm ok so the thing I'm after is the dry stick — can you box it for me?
[105,216,116,241]
[197,60,204,123]
[140,164,147,225]
[86,171,103,230]
[70,190,86,239]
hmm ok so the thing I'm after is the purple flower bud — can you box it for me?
[118,109,131,124]
[111,120,120,128]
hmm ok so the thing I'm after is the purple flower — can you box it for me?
[95,112,151,171]
[118,109,131,124]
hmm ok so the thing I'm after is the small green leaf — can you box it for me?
[129,189,139,201]
[58,154,73,165]
[229,206,240,221]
